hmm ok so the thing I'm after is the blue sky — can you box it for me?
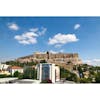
[0,17,100,65]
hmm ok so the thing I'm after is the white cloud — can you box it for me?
[30,28,39,32]
[84,59,100,66]
[93,59,100,62]
[8,23,19,31]
[49,50,58,54]
[48,33,79,47]
[74,24,80,30]
[49,50,64,54]
[14,32,38,45]
[54,44,62,48]
[14,26,47,45]
[60,49,64,53]
[30,27,47,36]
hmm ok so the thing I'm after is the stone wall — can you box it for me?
[16,52,82,68]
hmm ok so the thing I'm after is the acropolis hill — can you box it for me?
[16,51,82,69]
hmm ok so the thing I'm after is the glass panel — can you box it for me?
[42,64,50,80]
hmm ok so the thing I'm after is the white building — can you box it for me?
[7,66,23,75]
[0,63,10,70]
[0,63,11,75]
[37,63,60,83]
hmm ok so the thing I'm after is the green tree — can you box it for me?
[78,66,83,73]
[67,73,79,82]
[5,61,37,68]
[60,68,79,82]
[18,73,24,79]
[13,71,20,77]
[95,72,100,83]
[77,66,84,78]
[23,68,37,79]
[60,68,70,78]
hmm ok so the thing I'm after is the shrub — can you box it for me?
[66,73,79,82]
[0,74,12,78]
[18,74,23,79]
[0,74,7,78]
[80,78,92,83]
[23,68,37,79]
[13,71,20,77]
[95,72,100,83]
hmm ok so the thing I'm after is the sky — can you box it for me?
[0,17,100,66]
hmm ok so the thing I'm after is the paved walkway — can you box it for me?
[14,79,40,84]
[55,80,75,84]
[0,78,18,83]
[0,78,75,84]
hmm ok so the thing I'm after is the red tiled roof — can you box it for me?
[10,66,23,69]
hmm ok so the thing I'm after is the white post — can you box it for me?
[39,64,42,82]
[51,64,56,83]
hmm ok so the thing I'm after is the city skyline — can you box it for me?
[0,17,100,66]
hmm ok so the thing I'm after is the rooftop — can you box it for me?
[9,66,23,69]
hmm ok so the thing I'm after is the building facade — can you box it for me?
[37,63,60,83]
[7,66,23,75]
[0,63,11,75]
[0,63,10,70]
